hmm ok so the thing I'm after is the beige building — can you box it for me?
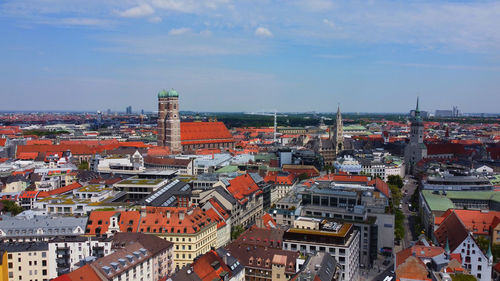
[86,207,217,270]
[4,242,55,281]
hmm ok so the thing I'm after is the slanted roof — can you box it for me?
[434,211,469,252]
[226,174,261,201]
[180,122,233,143]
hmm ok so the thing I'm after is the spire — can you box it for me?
[444,237,450,256]
[415,96,420,112]
[487,240,493,266]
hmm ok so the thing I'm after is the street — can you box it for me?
[400,176,418,249]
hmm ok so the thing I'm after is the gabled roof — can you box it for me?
[138,207,214,234]
[395,255,430,281]
[368,178,391,198]
[180,122,233,142]
[435,209,500,236]
[264,171,295,185]
[205,208,226,229]
[434,211,469,252]
[261,213,277,229]
[55,264,103,281]
[396,245,444,268]
[18,190,38,199]
[86,211,141,235]
[111,232,173,255]
[226,174,261,201]
[191,250,233,281]
[37,182,83,198]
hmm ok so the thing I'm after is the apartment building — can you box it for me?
[54,233,174,281]
[85,207,217,269]
[213,173,265,227]
[48,236,113,276]
[282,217,360,281]
[4,242,55,281]
[0,214,87,242]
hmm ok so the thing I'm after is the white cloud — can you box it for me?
[322,19,335,28]
[168,27,191,35]
[97,33,268,56]
[255,27,272,38]
[149,16,162,23]
[58,17,112,26]
[317,54,351,59]
[117,4,155,18]
[296,0,335,12]
[150,0,197,13]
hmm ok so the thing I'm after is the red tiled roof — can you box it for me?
[426,143,467,156]
[435,209,500,236]
[147,146,171,157]
[18,191,38,199]
[17,152,39,160]
[264,171,295,185]
[192,250,233,281]
[368,178,391,198]
[38,182,83,198]
[65,264,102,281]
[227,174,261,201]
[282,165,320,178]
[86,211,141,235]
[16,141,150,158]
[262,213,277,229]
[494,261,500,273]
[434,211,469,252]
[396,245,444,268]
[0,138,6,147]
[181,122,233,143]
[205,208,226,229]
[208,198,230,220]
[26,139,53,145]
[139,207,215,234]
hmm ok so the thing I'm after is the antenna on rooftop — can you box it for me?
[274,110,277,143]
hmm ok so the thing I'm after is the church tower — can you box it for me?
[157,89,182,154]
[404,97,427,174]
[333,105,344,155]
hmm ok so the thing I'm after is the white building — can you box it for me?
[282,217,360,281]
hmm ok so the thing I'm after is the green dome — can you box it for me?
[158,89,179,98]
[167,89,178,97]
[158,89,169,98]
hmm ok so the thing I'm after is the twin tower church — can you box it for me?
[156,89,235,154]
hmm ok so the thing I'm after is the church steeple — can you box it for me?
[444,237,450,258]
[333,104,344,156]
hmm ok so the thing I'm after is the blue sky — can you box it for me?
[1,0,499,113]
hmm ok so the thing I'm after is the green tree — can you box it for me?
[1,200,24,215]
[78,161,89,170]
[476,236,500,263]
[394,209,405,240]
[298,173,310,181]
[231,225,245,240]
[388,175,404,189]
[389,184,402,207]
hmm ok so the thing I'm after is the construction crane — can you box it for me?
[246,111,288,143]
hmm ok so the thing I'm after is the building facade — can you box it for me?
[404,97,427,174]
[157,89,182,153]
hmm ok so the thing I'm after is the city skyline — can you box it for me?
[1,0,500,113]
